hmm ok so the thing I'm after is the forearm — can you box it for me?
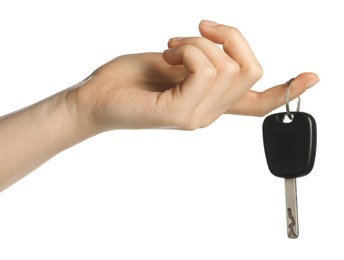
[0,85,93,192]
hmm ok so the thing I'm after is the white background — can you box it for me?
[0,0,342,259]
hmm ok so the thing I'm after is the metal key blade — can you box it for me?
[285,178,299,239]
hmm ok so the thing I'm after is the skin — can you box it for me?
[0,20,319,192]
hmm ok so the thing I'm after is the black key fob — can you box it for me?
[262,112,317,179]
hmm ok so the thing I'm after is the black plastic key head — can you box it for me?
[262,112,317,178]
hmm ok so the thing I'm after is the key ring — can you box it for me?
[285,78,301,120]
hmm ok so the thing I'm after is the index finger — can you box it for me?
[226,72,320,116]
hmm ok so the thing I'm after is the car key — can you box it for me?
[262,78,317,238]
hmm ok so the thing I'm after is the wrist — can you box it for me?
[0,82,98,191]
[64,77,101,140]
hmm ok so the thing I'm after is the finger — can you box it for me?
[226,72,320,116]
[162,45,216,111]
[168,37,239,73]
[198,20,263,109]
[199,20,262,75]
[168,36,242,113]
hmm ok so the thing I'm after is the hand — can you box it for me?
[0,20,320,191]
[70,20,319,134]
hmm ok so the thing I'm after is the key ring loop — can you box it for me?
[285,78,301,120]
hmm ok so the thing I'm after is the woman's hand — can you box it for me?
[0,19,319,192]
[72,20,319,134]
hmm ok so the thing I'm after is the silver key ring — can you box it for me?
[285,78,301,120]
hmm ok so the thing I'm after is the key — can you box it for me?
[262,79,317,238]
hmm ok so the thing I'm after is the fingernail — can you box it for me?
[201,19,219,27]
[169,37,185,41]
[306,76,320,89]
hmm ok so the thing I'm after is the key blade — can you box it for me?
[285,178,299,238]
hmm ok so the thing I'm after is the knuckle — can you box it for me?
[229,26,240,34]
[191,36,212,47]
[182,37,206,49]
[182,44,197,54]
[246,63,264,81]
[182,114,200,131]
[169,111,195,130]
[199,66,217,80]
[183,123,199,131]
[173,110,203,131]
[252,63,264,80]
[221,61,241,76]
[182,113,218,130]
